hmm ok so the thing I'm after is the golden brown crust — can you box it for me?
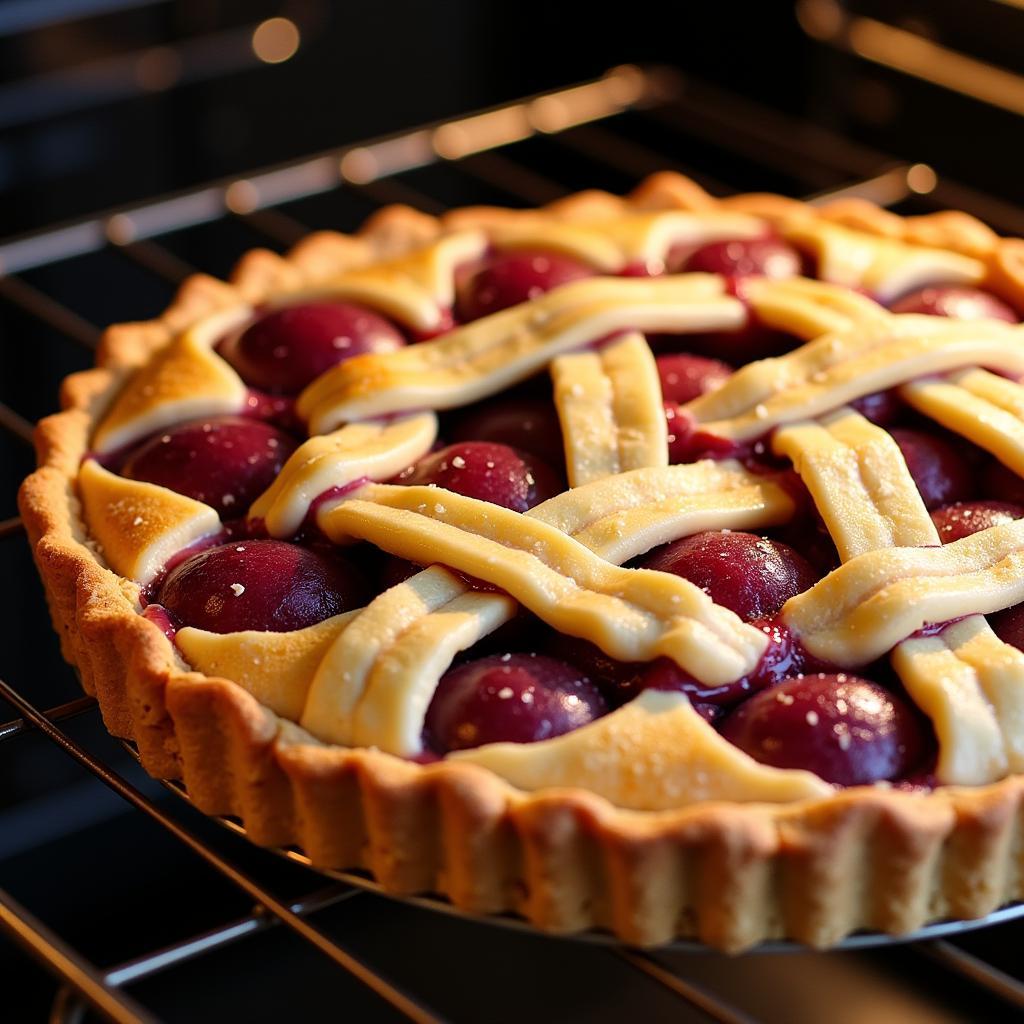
[19,172,1024,951]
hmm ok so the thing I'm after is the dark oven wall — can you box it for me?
[0,1,811,234]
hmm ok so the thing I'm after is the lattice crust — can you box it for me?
[901,369,1024,478]
[487,210,766,272]
[302,230,488,332]
[75,191,1024,797]
[551,333,667,487]
[453,689,833,810]
[176,612,356,722]
[92,307,250,454]
[299,462,794,762]
[297,274,745,432]
[248,413,438,538]
[318,483,768,684]
[775,409,1024,785]
[78,460,220,583]
[26,171,1024,952]
[687,315,1024,443]
[778,219,986,302]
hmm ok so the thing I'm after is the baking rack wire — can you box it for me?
[1,65,1024,1023]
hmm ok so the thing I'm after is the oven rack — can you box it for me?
[2,65,1024,1023]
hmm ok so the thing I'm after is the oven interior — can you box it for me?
[2,4,1024,1021]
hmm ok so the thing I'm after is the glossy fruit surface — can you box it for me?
[642,531,818,622]
[656,353,732,404]
[456,249,595,321]
[931,500,1024,542]
[219,301,406,393]
[121,416,297,517]
[395,441,560,512]
[889,286,1017,322]
[157,539,362,633]
[449,397,564,463]
[720,673,929,786]
[890,428,975,510]
[425,653,606,752]
[674,236,803,279]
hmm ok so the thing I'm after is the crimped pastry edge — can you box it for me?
[18,173,1024,952]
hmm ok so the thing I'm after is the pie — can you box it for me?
[21,172,1024,952]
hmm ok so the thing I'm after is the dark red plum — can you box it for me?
[642,531,818,622]
[425,653,606,752]
[395,441,561,512]
[456,249,595,321]
[219,301,405,393]
[157,539,362,633]
[720,673,929,786]
[120,416,297,517]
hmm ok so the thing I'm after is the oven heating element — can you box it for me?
[2,66,1024,1024]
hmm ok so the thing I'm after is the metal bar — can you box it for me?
[0,677,444,1024]
[455,152,569,206]
[105,885,364,986]
[235,209,310,248]
[550,122,734,197]
[913,939,1024,1009]
[0,276,100,349]
[804,164,933,208]
[798,1,1024,118]
[0,888,155,1024]
[0,696,97,743]
[616,951,759,1024]
[0,515,24,539]
[0,402,35,445]
[350,179,448,216]
[115,240,196,287]
[645,74,886,186]
[0,68,656,275]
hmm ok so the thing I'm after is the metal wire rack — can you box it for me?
[3,65,1024,1023]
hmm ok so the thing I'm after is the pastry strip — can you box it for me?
[782,520,1024,666]
[312,230,488,331]
[93,307,249,454]
[535,460,795,565]
[490,210,765,272]
[552,333,667,486]
[902,368,1024,478]
[78,460,220,583]
[452,689,833,809]
[743,276,894,340]
[318,484,768,684]
[297,274,746,432]
[779,218,985,302]
[773,407,936,562]
[248,412,438,537]
[176,612,357,722]
[891,619,1021,784]
[687,317,1024,443]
